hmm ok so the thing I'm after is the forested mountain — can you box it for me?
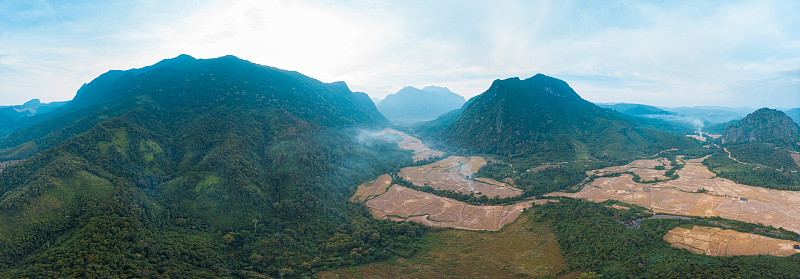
[0,55,425,277]
[704,108,800,189]
[438,74,699,164]
[721,108,800,147]
[377,85,465,123]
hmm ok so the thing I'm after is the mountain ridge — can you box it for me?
[439,74,699,164]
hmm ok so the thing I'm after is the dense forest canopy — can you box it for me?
[0,55,425,277]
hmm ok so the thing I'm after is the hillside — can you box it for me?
[0,55,387,160]
[721,108,800,147]
[704,108,800,189]
[0,55,424,277]
[439,74,699,164]
[377,86,465,123]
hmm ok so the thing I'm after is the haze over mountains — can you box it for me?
[1,54,799,278]
[376,85,465,123]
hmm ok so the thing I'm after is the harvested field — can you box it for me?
[400,156,523,198]
[317,211,569,279]
[664,225,800,257]
[364,185,533,231]
[549,156,800,233]
[588,157,672,181]
[350,174,393,202]
[375,128,445,161]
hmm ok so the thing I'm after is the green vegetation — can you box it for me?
[319,209,567,279]
[535,198,800,278]
[726,142,800,171]
[438,74,702,166]
[703,149,800,190]
[720,108,800,147]
[0,55,426,278]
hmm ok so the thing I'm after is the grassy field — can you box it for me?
[318,210,578,279]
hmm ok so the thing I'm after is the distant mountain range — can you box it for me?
[598,103,800,135]
[0,99,68,138]
[377,85,465,123]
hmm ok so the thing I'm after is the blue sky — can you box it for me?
[0,0,798,108]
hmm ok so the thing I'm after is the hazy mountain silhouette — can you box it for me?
[377,85,465,123]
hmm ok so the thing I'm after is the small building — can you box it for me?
[740,197,748,201]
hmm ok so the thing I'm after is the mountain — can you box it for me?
[439,74,699,164]
[0,55,424,277]
[660,106,753,126]
[721,108,800,147]
[0,99,68,119]
[0,99,68,138]
[596,102,703,135]
[704,108,800,188]
[784,108,800,124]
[377,85,465,123]
[0,55,388,160]
[598,103,674,116]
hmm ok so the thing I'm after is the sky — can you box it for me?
[0,0,798,108]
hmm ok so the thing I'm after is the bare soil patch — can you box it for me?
[549,156,800,233]
[375,128,445,161]
[400,156,523,198]
[664,225,800,257]
[364,185,532,231]
[350,174,393,202]
[588,157,672,181]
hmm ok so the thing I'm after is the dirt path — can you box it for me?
[722,146,798,173]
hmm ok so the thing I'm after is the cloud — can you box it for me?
[0,0,797,108]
